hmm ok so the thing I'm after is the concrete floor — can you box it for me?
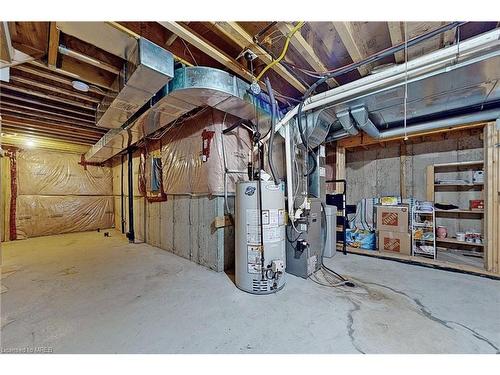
[1,230,499,354]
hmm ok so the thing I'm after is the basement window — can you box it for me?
[151,157,162,193]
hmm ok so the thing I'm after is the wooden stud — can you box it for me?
[1,117,103,139]
[335,144,346,193]
[400,142,408,199]
[58,46,121,75]
[213,215,233,229]
[337,123,487,149]
[1,123,100,144]
[426,164,435,202]
[484,122,500,274]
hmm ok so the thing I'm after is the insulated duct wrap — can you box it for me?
[86,66,273,163]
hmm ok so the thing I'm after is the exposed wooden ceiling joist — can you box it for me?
[211,22,307,93]
[0,90,95,118]
[58,56,116,89]
[1,106,97,129]
[9,75,101,103]
[158,21,259,85]
[47,21,59,68]
[1,120,102,143]
[0,82,96,110]
[58,46,121,75]
[277,22,338,88]
[1,112,103,134]
[0,101,94,124]
[332,22,370,76]
[29,59,114,91]
[1,124,98,145]
[0,132,92,153]
[1,22,13,63]
[387,22,404,63]
[116,22,212,68]
[7,21,48,59]
[441,22,456,48]
[13,64,105,95]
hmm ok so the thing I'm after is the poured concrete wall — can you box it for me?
[345,133,484,238]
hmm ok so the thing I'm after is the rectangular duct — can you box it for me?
[56,22,175,130]
[96,38,174,129]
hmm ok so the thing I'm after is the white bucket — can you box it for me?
[456,232,465,242]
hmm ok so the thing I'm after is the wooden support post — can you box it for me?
[426,165,435,202]
[400,142,408,199]
[335,144,346,193]
[484,122,500,274]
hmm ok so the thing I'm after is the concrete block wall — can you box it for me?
[345,133,484,237]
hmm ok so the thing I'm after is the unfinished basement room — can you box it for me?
[1,2,500,369]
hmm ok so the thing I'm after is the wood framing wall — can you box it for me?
[1,156,11,242]
[331,123,500,276]
[484,122,500,274]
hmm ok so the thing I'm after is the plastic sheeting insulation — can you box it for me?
[16,195,114,239]
[13,149,114,239]
[17,150,112,196]
[157,108,253,195]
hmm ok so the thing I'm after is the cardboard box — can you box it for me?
[378,230,411,255]
[376,205,409,233]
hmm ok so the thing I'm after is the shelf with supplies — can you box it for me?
[411,202,436,260]
[426,160,485,252]
[436,237,484,247]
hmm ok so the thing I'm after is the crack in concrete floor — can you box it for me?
[354,279,499,353]
[311,271,499,354]
[345,299,365,354]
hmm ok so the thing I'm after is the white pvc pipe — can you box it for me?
[264,28,500,144]
[284,122,295,220]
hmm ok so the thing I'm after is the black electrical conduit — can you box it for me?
[222,118,256,136]
[127,148,135,243]
[296,21,465,176]
[120,154,125,234]
[264,77,280,185]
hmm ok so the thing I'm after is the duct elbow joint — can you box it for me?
[351,107,381,139]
